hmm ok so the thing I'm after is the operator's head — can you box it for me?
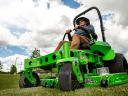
[76,17,90,26]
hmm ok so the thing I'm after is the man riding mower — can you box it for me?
[19,7,128,91]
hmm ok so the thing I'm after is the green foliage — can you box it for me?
[0,60,3,71]
[0,71,10,74]
[10,64,17,74]
[31,48,40,58]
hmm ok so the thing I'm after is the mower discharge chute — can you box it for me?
[19,7,128,91]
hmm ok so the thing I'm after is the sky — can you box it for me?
[0,0,128,72]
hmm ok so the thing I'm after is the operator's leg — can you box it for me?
[55,41,71,51]
[55,41,64,51]
[70,34,80,49]
[80,36,90,48]
[71,34,90,49]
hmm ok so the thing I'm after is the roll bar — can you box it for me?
[73,7,106,42]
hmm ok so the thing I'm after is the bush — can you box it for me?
[10,65,17,74]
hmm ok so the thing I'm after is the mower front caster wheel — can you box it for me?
[100,79,108,87]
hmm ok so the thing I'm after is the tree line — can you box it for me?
[0,60,17,74]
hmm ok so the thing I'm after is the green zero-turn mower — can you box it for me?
[19,7,128,91]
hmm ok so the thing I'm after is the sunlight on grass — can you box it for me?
[0,74,128,96]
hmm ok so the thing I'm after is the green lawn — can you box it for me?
[0,74,128,96]
[0,74,19,90]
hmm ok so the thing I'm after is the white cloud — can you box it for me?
[0,0,128,71]
[1,0,128,49]
[105,19,128,53]
[0,54,27,72]
[76,0,128,26]
[0,0,77,48]
[0,26,18,46]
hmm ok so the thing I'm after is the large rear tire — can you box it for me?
[105,53,128,73]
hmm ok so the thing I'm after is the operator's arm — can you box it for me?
[65,25,80,41]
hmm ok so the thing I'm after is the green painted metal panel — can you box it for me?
[41,78,58,88]
[84,73,128,87]
[57,57,77,65]
[72,60,84,83]
[108,73,128,86]
[90,41,115,60]
[102,49,115,60]
[40,73,128,88]
[20,69,37,85]
[60,41,70,58]
[24,51,61,69]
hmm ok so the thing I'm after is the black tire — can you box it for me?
[58,62,80,91]
[19,76,32,88]
[32,72,40,86]
[100,79,108,87]
[19,72,40,88]
[59,63,72,91]
[104,53,128,73]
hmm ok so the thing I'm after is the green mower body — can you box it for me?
[19,7,128,91]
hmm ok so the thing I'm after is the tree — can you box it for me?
[10,64,17,74]
[31,48,40,58]
[0,60,3,72]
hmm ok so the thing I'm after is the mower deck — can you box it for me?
[41,72,128,88]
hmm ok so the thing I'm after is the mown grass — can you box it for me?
[0,74,128,96]
[0,74,19,90]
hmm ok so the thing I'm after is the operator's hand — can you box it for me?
[65,29,72,34]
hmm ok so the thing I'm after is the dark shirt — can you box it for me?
[75,24,95,36]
